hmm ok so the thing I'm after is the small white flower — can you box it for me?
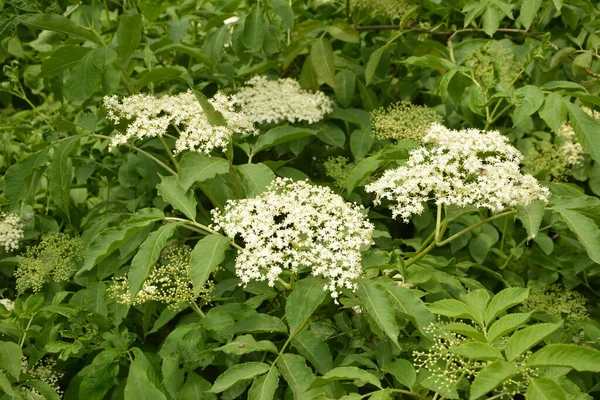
[366,124,550,222]
[0,298,14,312]
[0,212,24,252]
[223,16,239,25]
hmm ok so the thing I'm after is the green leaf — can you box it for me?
[564,101,600,163]
[365,46,386,86]
[124,354,167,400]
[179,372,215,399]
[369,389,393,400]
[505,322,563,361]
[210,363,270,393]
[316,122,346,148]
[469,361,519,399]
[4,148,48,207]
[309,366,381,390]
[248,367,279,400]
[311,38,336,87]
[178,153,229,191]
[253,126,317,154]
[350,128,374,160]
[229,314,288,335]
[379,282,435,336]
[189,234,230,294]
[17,13,103,45]
[482,6,500,36]
[484,287,530,324]
[428,299,478,321]
[527,344,600,372]
[66,48,118,103]
[236,163,276,197]
[513,85,545,126]
[269,0,294,29]
[334,69,356,108]
[347,155,384,194]
[157,175,197,221]
[48,135,80,221]
[217,335,278,355]
[403,55,455,71]
[356,279,399,347]
[450,342,502,360]
[520,0,542,29]
[277,354,316,397]
[78,208,164,275]
[38,46,91,78]
[327,19,359,43]
[135,67,184,90]
[128,223,180,301]
[461,289,490,327]
[116,11,143,62]
[79,349,122,400]
[0,370,15,396]
[292,330,333,374]
[444,322,487,342]
[285,276,328,335]
[190,88,228,127]
[0,341,22,380]
[516,201,545,239]
[487,312,533,343]
[243,5,266,51]
[554,208,600,264]
[526,378,566,400]
[381,359,415,389]
[539,92,567,133]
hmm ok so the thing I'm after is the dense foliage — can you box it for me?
[2,0,600,399]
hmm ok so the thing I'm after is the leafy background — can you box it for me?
[1,0,600,399]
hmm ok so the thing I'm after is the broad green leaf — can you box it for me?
[327,19,359,43]
[450,342,502,360]
[217,335,278,355]
[154,44,212,65]
[379,282,435,336]
[403,54,455,71]
[370,389,393,400]
[539,93,567,133]
[516,201,545,240]
[277,354,316,397]
[334,69,356,108]
[444,322,487,342]
[527,344,600,371]
[38,46,91,78]
[124,354,167,400]
[70,282,109,317]
[0,341,22,380]
[17,13,103,45]
[78,208,164,275]
[520,0,542,29]
[461,290,490,327]
[135,67,184,90]
[210,363,270,393]
[285,276,327,335]
[350,128,374,160]
[79,349,122,400]
[484,287,530,324]
[356,279,399,347]
[505,322,562,361]
[316,122,346,148]
[253,126,317,154]
[248,367,279,400]
[48,135,80,221]
[178,152,229,191]
[4,148,48,207]
[482,6,500,36]
[565,101,600,163]
[513,85,545,125]
[526,378,566,400]
[347,155,384,194]
[189,234,230,294]
[269,0,294,29]
[381,359,415,389]
[128,223,180,301]
[554,208,600,264]
[311,38,336,87]
[428,299,478,322]
[179,372,215,399]
[0,370,15,396]
[229,314,288,334]
[469,361,519,399]
[66,48,118,103]
[487,312,533,343]
[243,5,266,51]
[540,81,585,92]
[157,175,197,220]
[309,366,382,390]
[116,11,142,62]
[190,88,228,127]
[237,163,276,197]
[292,330,333,374]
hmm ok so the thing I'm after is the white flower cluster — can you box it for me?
[365,124,550,222]
[21,357,63,397]
[556,107,593,166]
[0,211,24,252]
[0,298,14,312]
[211,178,374,299]
[103,90,257,154]
[233,76,333,124]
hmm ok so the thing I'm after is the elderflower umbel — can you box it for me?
[371,102,443,142]
[20,357,63,397]
[0,211,24,252]
[365,124,549,222]
[465,41,521,89]
[109,246,212,307]
[211,178,374,299]
[233,76,333,125]
[103,90,257,154]
[14,232,83,292]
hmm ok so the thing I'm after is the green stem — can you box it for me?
[435,203,443,242]
[277,277,291,290]
[20,315,34,348]
[189,301,205,317]
[159,136,179,170]
[437,210,517,247]
[164,217,244,252]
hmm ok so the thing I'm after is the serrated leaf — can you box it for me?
[210,363,270,393]
[379,282,435,336]
[428,299,478,321]
[539,92,567,133]
[0,341,22,380]
[487,312,533,343]
[469,361,519,399]
[513,85,545,126]
[366,46,386,85]
[311,38,336,87]
[248,367,279,400]
[48,135,80,221]
[484,287,530,324]
[124,355,167,400]
[520,0,542,29]
[285,276,327,335]
[277,354,316,397]
[269,0,294,29]
[79,349,122,400]
[554,207,600,264]
[253,126,317,154]
[445,322,487,342]
[292,330,333,374]
[309,366,382,390]
[347,155,384,194]
[356,279,399,347]
[217,335,278,355]
[334,69,356,108]
[527,344,600,371]
[229,314,288,334]
[4,148,48,207]
[483,6,500,36]
[190,88,228,127]
[564,101,600,163]
[17,13,103,45]
[243,5,266,51]
[403,54,455,71]
[189,234,230,294]
[157,175,197,221]
[66,48,117,103]
[505,323,563,361]
[0,370,15,396]
[450,342,502,360]
[516,201,545,239]
[237,163,276,197]
[179,372,215,399]
[381,359,415,389]
[350,128,374,160]
[316,122,346,148]
[116,12,142,62]
[526,378,566,400]
[327,19,359,43]
[178,153,229,191]
[128,223,180,301]
[38,46,91,78]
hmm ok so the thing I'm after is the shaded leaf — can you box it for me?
[189,234,230,294]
